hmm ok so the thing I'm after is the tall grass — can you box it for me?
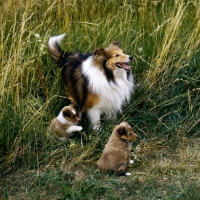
[0,0,199,196]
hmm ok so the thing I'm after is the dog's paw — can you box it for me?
[92,124,100,130]
[125,172,132,176]
[76,126,83,131]
[129,160,134,164]
[67,126,82,133]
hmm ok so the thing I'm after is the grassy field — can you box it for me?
[0,0,200,199]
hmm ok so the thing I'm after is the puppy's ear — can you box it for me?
[69,104,79,113]
[117,126,126,136]
[124,121,131,127]
[93,47,106,57]
[110,41,121,47]
[63,109,70,118]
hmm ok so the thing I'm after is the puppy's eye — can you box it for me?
[116,54,119,57]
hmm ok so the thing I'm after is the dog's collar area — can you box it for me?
[116,63,131,71]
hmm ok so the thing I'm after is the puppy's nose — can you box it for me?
[135,134,138,139]
[129,56,133,61]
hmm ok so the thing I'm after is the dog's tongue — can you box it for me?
[121,63,131,71]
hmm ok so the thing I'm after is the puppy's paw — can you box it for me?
[125,172,132,176]
[76,126,83,131]
[129,160,134,164]
[67,126,83,133]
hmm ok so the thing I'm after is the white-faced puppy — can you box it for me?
[48,34,134,129]
[50,105,82,142]
[97,122,137,176]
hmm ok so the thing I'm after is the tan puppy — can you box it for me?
[97,122,137,176]
[50,105,82,142]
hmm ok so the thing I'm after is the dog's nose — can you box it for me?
[135,134,138,139]
[129,56,133,61]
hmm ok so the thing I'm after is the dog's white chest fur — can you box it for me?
[82,57,134,116]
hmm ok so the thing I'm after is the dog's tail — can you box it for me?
[48,33,66,67]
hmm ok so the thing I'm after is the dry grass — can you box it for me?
[0,0,200,199]
[1,138,200,199]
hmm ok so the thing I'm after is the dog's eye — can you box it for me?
[115,54,119,57]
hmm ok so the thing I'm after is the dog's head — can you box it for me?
[61,104,80,124]
[116,122,137,141]
[93,41,133,72]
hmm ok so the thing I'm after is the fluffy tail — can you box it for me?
[48,33,66,66]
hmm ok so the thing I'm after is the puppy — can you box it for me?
[48,34,134,129]
[50,105,82,142]
[97,122,137,176]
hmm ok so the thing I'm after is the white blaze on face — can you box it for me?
[71,109,76,115]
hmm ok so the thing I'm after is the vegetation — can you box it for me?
[0,0,199,199]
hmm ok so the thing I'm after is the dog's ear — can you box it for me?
[93,47,106,56]
[63,109,70,118]
[117,126,126,136]
[110,41,121,48]
[69,104,79,113]
[124,121,131,127]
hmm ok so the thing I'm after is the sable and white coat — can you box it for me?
[48,34,134,129]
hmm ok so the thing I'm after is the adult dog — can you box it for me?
[48,34,134,129]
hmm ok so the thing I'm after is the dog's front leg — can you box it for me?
[127,154,134,164]
[127,143,134,164]
[67,125,83,133]
[87,108,101,130]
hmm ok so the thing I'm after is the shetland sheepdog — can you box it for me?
[97,122,137,176]
[48,34,134,129]
[50,105,82,142]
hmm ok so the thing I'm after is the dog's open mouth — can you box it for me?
[116,63,131,71]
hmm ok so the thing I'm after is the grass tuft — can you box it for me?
[0,0,200,199]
